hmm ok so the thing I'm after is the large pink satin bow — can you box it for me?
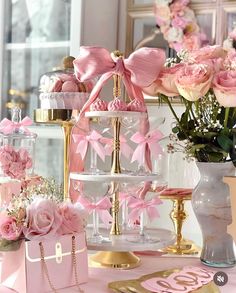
[128,197,163,222]
[0,117,32,135]
[130,130,164,167]
[77,196,112,226]
[73,130,105,161]
[100,135,133,159]
[73,46,165,116]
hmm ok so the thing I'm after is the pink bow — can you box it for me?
[128,197,163,223]
[73,130,105,161]
[100,135,133,159]
[130,130,164,167]
[73,46,165,116]
[77,196,112,226]
[0,117,32,135]
[119,192,133,207]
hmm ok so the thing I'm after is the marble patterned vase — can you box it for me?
[192,161,236,268]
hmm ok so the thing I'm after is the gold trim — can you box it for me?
[34,109,72,124]
[25,242,86,263]
[89,251,140,270]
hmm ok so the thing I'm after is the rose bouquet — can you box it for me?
[0,178,86,251]
[144,45,236,164]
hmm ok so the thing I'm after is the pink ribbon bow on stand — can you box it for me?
[73,46,166,117]
[72,130,105,161]
[130,130,164,170]
[78,196,113,227]
[0,117,32,135]
[128,196,163,223]
[100,135,133,159]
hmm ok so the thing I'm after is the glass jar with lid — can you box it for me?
[0,107,37,179]
[39,56,95,110]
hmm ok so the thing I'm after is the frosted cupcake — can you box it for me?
[108,98,127,111]
[127,99,147,112]
[90,99,108,111]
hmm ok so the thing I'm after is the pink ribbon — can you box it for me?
[73,130,105,161]
[100,135,133,159]
[77,196,112,226]
[128,197,163,222]
[119,192,133,207]
[0,117,32,135]
[130,130,164,167]
[73,46,165,116]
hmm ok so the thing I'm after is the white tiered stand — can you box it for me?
[70,110,176,269]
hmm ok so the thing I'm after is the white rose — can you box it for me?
[166,27,183,43]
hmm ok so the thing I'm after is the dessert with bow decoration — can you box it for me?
[69,46,176,269]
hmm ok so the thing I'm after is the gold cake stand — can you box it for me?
[34,109,75,200]
[160,192,201,255]
[90,73,141,269]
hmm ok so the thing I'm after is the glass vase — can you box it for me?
[192,161,236,268]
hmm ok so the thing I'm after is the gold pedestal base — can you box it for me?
[89,251,140,270]
[161,238,201,255]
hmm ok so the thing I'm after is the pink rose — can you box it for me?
[188,45,226,63]
[23,198,62,240]
[182,34,201,51]
[58,203,85,235]
[0,216,22,241]
[175,63,213,101]
[143,63,183,97]
[213,70,236,107]
[172,16,188,29]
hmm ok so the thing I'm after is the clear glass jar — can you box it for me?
[39,56,95,110]
[0,108,37,179]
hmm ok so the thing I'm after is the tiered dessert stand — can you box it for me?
[69,74,176,269]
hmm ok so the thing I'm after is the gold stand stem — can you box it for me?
[89,251,140,270]
[111,117,121,174]
[110,116,121,235]
[62,121,73,200]
[162,197,200,255]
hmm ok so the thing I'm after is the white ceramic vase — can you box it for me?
[192,161,236,268]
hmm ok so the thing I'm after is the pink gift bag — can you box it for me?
[1,233,88,293]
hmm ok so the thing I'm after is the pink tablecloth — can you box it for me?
[1,255,235,292]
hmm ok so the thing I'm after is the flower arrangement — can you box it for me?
[0,145,32,179]
[0,178,86,251]
[154,0,207,52]
[144,45,236,163]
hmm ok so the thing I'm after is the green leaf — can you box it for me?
[207,152,225,162]
[0,239,22,251]
[217,135,233,152]
[172,126,179,134]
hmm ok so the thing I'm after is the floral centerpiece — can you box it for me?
[0,178,86,251]
[145,45,236,164]
[154,0,207,52]
[144,45,236,268]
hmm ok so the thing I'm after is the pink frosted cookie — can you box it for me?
[108,98,127,111]
[61,80,78,92]
[127,99,147,112]
[49,79,63,92]
[90,98,108,111]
